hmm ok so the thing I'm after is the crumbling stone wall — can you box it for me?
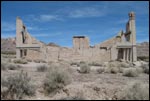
[16,12,137,62]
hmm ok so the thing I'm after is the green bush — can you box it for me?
[119,82,149,100]
[43,67,71,94]
[13,59,28,64]
[123,68,138,77]
[1,71,35,100]
[37,64,48,72]
[79,63,90,73]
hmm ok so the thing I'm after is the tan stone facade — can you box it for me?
[16,12,137,62]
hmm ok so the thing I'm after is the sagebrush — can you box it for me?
[1,71,35,100]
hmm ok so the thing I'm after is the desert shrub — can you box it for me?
[1,51,16,55]
[33,59,41,63]
[1,62,21,70]
[80,61,86,64]
[118,67,124,73]
[110,67,119,74]
[6,63,21,70]
[141,64,149,74]
[96,68,104,74]
[79,63,90,73]
[104,67,111,73]
[144,67,149,74]
[137,56,149,62]
[1,61,7,70]
[60,96,85,100]
[13,59,28,64]
[119,82,149,100]
[120,62,129,68]
[40,60,47,63]
[123,68,138,77]
[43,67,71,94]
[108,61,121,68]
[89,62,103,66]
[70,62,80,66]
[1,71,35,100]
[37,64,48,72]
[26,59,32,62]
[136,67,144,74]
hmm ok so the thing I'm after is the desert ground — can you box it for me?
[1,53,149,100]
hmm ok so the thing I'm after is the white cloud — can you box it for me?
[32,33,50,37]
[27,14,63,22]
[1,33,16,38]
[137,38,149,43]
[117,19,128,24]
[1,22,15,31]
[32,32,63,37]
[69,7,106,18]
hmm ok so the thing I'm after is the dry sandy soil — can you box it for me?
[1,58,149,100]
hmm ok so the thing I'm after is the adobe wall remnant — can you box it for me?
[16,12,137,62]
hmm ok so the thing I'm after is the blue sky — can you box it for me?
[1,1,149,47]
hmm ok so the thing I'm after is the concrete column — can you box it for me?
[126,48,129,61]
[130,48,133,62]
[123,49,125,60]
[16,49,21,59]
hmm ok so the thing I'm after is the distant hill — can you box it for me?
[137,42,149,57]
[1,37,16,53]
[47,42,60,47]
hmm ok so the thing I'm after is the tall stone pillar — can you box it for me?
[129,12,137,62]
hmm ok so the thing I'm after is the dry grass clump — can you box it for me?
[70,62,80,66]
[43,66,71,94]
[1,61,7,71]
[1,71,35,100]
[96,68,105,74]
[110,67,119,74]
[89,61,103,66]
[79,63,91,73]
[33,59,41,63]
[123,68,138,77]
[104,66,120,74]
[120,62,130,68]
[26,59,32,62]
[37,64,48,72]
[60,96,85,100]
[33,59,46,63]
[119,82,149,100]
[6,63,21,70]
[1,62,21,71]
[141,64,149,74]
[13,59,28,64]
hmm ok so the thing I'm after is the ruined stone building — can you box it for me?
[16,12,137,62]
